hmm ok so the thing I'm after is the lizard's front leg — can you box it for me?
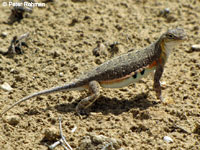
[76,80,100,115]
[153,63,164,102]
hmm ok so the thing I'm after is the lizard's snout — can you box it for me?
[180,34,188,41]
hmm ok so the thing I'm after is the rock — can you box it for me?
[1,32,8,38]
[71,125,77,133]
[191,45,200,51]
[158,8,170,17]
[108,42,120,54]
[0,82,13,91]
[187,44,200,53]
[4,115,20,126]
[160,81,167,88]
[44,127,60,141]
[193,122,200,135]
[59,72,64,77]
[93,43,107,57]
[78,133,122,150]
[163,136,173,143]
[78,136,92,149]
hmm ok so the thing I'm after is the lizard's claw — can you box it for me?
[75,106,82,118]
[75,105,89,119]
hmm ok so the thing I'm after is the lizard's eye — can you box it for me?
[167,34,174,39]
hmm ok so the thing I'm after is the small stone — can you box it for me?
[191,45,200,51]
[1,32,8,38]
[193,122,200,135]
[93,43,107,57]
[10,69,15,73]
[108,42,120,54]
[59,72,64,77]
[162,97,174,104]
[159,8,170,17]
[102,142,114,150]
[163,136,173,143]
[160,81,167,88]
[0,82,13,91]
[71,125,77,133]
[92,135,106,144]
[4,115,20,126]
[10,69,19,74]
[52,51,60,58]
[183,94,188,100]
[99,43,106,52]
[79,136,92,149]
[93,47,100,56]
[95,58,102,65]
[78,133,122,150]
[44,127,60,141]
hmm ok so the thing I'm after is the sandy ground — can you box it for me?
[0,0,200,149]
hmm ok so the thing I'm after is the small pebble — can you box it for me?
[163,98,174,104]
[99,43,106,52]
[164,8,170,13]
[160,81,167,87]
[0,82,13,91]
[163,136,173,143]
[71,125,77,133]
[159,8,170,17]
[1,32,8,38]
[102,142,114,150]
[92,43,107,57]
[193,122,200,135]
[10,69,15,73]
[4,115,20,126]
[79,133,122,149]
[44,127,60,141]
[93,44,101,56]
[191,45,200,51]
[59,72,64,77]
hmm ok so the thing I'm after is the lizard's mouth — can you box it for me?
[179,35,188,41]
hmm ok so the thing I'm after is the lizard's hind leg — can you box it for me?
[76,80,100,115]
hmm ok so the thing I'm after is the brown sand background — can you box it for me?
[0,0,200,149]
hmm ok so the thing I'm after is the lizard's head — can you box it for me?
[159,27,187,59]
[162,27,187,47]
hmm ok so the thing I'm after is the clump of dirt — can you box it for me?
[0,0,199,149]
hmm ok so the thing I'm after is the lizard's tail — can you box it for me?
[1,83,85,116]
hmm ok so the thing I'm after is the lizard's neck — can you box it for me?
[159,40,179,63]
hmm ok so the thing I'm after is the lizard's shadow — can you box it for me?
[54,92,158,115]
[92,93,157,115]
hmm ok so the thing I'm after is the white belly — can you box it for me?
[101,68,155,88]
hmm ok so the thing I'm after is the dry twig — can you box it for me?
[48,117,73,150]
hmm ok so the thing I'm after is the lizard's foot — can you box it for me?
[75,105,89,116]
[75,81,100,118]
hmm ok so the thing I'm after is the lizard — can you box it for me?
[1,28,187,116]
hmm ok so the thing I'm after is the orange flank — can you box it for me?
[100,58,162,85]
[148,58,162,69]
[100,72,135,85]
[82,84,89,89]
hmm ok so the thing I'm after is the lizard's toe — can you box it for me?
[75,105,89,117]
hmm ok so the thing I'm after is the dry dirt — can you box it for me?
[0,0,200,149]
